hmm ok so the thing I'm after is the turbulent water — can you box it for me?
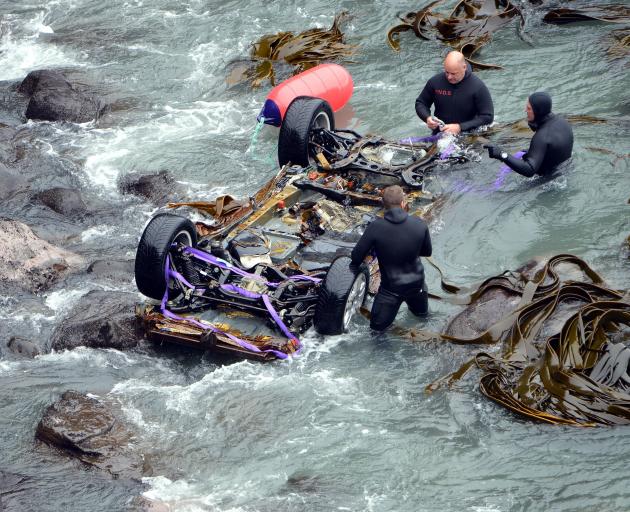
[0,1,629,511]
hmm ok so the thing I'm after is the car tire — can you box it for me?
[278,96,335,168]
[135,213,197,300]
[313,256,369,335]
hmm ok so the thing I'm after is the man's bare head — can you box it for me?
[443,51,467,84]
[382,185,406,210]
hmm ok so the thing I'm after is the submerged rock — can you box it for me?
[36,391,143,480]
[6,336,40,358]
[86,259,135,283]
[129,496,170,512]
[118,170,186,205]
[0,218,84,293]
[49,290,141,352]
[0,470,33,510]
[34,187,88,217]
[0,162,28,201]
[18,69,106,123]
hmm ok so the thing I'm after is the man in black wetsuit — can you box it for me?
[351,186,432,331]
[485,91,574,177]
[415,51,494,135]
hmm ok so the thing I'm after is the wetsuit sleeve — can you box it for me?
[415,80,434,122]
[503,134,545,178]
[419,225,432,257]
[458,81,494,132]
[351,223,375,266]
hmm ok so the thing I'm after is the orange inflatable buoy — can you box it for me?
[258,63,353,127]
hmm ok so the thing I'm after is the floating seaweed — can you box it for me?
[227,12,357,88]
[543,5,630,25]
[387,0,524,70]
[424,254,630,426]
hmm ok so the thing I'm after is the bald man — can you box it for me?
[415,51,494,135]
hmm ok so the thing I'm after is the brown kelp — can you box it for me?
[425,254,630,426]
[227,12,357,88]
[606,27,630,59]
[543,5,630,25]
[387,0,524,70]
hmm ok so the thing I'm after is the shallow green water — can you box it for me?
[0,1,629,511]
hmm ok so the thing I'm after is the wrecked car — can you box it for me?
[134,96,472,360]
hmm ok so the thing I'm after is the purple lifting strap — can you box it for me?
[159,255,303,359]
[439,144,455,160]
[183,246,321,287]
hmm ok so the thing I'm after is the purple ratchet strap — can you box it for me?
[159,254,303,359]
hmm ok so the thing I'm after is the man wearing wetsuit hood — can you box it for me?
[351,185,432,331]
[485,92,574,177]
[415,51,494,135]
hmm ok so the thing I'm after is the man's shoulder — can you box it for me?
[406,214,429,230]
[426,72,447,86]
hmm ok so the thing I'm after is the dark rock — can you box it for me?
[34,187,87,216]
[36,391,143,480]
[0,218,84,293]
[118,171,185,204]
[49,291,141,351]
[86,259,134,282]
[444,258,546,339]
[18,70,106,123]
[6,336,40,358]
[445,287,522,339]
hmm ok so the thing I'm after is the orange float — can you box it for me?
[257,63,353,127]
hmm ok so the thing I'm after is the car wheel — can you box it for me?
[313,256,369,335]
[278,96,335,168]
[134,213,197,301]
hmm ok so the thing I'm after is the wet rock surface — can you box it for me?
[35,391,143,480]
[6,336,40,358]
[443,258,545,339]
[18,69,106,123]
[34,187,88,217]
[0,218,84,293]
[445,287,522,339]
[118,170,186,205]
[86,259,135,283]
[49,290,141,352]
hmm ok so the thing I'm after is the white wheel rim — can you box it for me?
[343,273,367,331]
[308,111,331,166]
[173,229,193,247]
[313,111,330,131]
[168,229,193,293]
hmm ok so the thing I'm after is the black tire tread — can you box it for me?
[313,256,368,335]
[278,96,335,167]
[134,213,197,300]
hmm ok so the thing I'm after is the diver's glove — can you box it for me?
[484,144,507,161]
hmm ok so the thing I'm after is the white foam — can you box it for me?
[38,346,135,368]
[44,288,90,313]
[142,475,248,512]
[80,224,117,242]
[0,12,84,81]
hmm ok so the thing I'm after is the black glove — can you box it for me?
[484,144,504,161]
